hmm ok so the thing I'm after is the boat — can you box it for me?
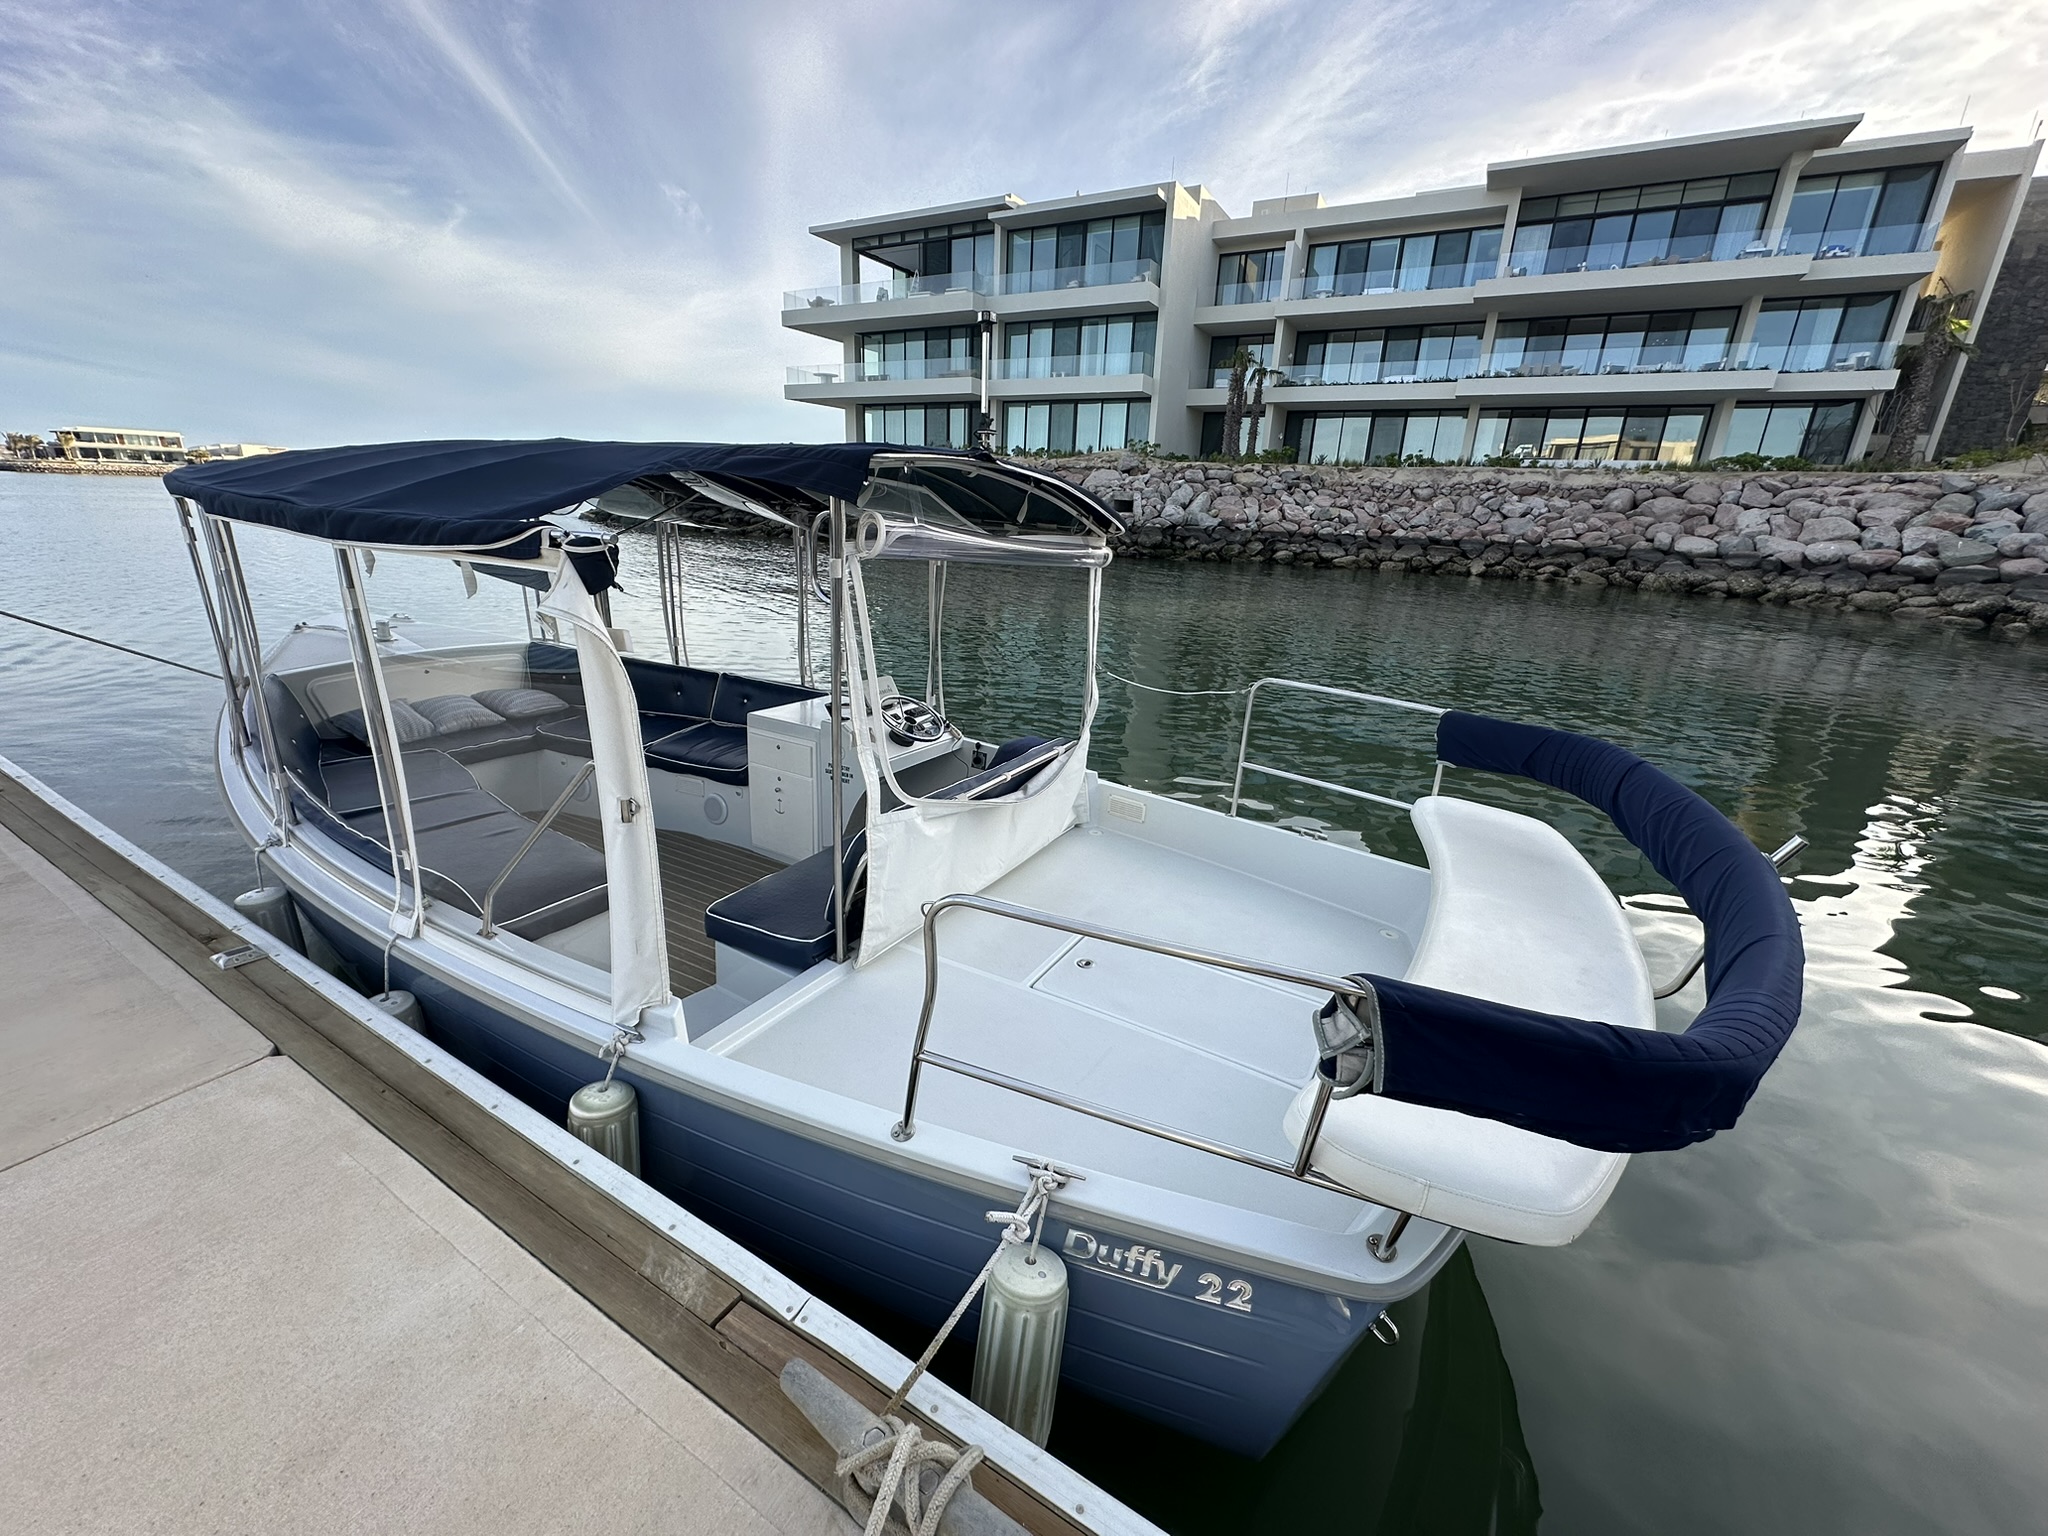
[164,438,1806,1457]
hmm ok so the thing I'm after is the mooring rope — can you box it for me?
[1098,664,1248,698]
[0,607,219,678]
[836,1164,1069,1536]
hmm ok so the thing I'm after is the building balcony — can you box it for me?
[1741,340,1899,374]
[992,352,1153,382]
[786,359,980,386]
[784,365,978,405]
[998,258,1159,296]
[782,272,995,335]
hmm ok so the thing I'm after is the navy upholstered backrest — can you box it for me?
[711,674,820,726]
[259,675,322,781]
[1350,710,1806,1154]
[623,657,720,720]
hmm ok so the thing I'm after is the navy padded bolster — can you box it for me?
[1353,711,1804,1153]
[644,723,750,785]
[703,826,868,971]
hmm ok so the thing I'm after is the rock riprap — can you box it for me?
[1054,457,2048,639]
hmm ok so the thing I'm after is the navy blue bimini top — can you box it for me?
[1361,712,1806,1153]
[165,439,905,554]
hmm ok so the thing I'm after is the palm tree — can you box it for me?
[1243,362,1278,455]
[1219,346,1253,459]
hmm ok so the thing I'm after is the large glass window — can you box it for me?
[1721,400,1861,463]
[855,327,978,382]
[1216,248,1286,304]
[852,221,995,296]
[1282,410,1471,464]
[1507,173,1776,275]
[1004,212,1165,292]
[1001,399,1152,454]
[1205,333,1275,386]
[1290,324,1484,383]
[1472,406,1709,465]
[1300,226,1502,297]
[1001,314,1157,379]
[1487,308,1738,376]
[1746,294,1897,371]
[863,404,972,449]
[1780,164,1938,258]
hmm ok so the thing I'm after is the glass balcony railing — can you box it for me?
[783,271,995,309]
[1472,352,1742,379]
[999,258,1160,296]
[1214,278,1286,306]
[1270,358,1483,386]
[994,352,1153,381]
[786,359,980,385]
[1742,340,1899,373]
[1285,263,1500,301]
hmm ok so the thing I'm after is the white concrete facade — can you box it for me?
[782,115,2041,467]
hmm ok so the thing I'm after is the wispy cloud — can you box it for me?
[0,0,2043,447]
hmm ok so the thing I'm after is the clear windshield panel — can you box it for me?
[854,554,1092,784]
[263,544,612,969]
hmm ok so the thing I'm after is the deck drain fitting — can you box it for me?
[1075,958,1093,969]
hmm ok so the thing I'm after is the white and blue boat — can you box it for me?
[168,439,1805,1456]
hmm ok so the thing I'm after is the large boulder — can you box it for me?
[1930,491,1979,518]
[1799,515,1862,544]
[1938,537,1999,568]
[1802,539,1861,566]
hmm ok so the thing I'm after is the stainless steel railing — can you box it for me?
[478,761,596,939]
[886,893,1427,1256]
[1228,677,1447,819]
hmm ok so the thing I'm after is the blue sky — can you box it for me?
[2,0,2043,447]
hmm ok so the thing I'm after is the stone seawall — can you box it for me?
[0,460,168,477]
[1050,456,2048,640]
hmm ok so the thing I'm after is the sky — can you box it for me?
[2,0,2044,448]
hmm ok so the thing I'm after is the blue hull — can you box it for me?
[310,913,1376,1456]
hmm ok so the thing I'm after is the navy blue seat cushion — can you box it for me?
[704,827,867,971]
[644,723,750,784]
[319,749,479,814]
[931,738,1074,802]
[703,744,1072,972]
[710,674,820,726]
[623,657,720,721]
[989,735,1053,769]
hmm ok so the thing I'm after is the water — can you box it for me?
[5,472,2047,1533]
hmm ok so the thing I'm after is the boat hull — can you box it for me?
[300,908,1380,1456]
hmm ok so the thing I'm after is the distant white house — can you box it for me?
[53,427,186,464]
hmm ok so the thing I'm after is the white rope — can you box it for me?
[1099,665,1249,698]
[838,1165,1068,1536]
[836,1419,985,1536]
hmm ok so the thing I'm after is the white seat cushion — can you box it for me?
[1282,794,1654,1246]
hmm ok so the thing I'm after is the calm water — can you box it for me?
[4,473,2047,1534]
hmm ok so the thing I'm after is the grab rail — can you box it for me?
[1228,678,1446,819]
[888,890,1411,1207]
[478,761,596,939]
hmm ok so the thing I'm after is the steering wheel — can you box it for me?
[879,693,952,746]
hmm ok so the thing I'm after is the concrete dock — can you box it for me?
[0,818,856,1534]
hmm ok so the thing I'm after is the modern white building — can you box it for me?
[783,115,2041,467]
[52,427,186,464]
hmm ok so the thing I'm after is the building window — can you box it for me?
[1746,295,1896,372]
[863,404,972,449]
[1300,227,1502,297]
[1001,314,1156,378]
[1507,173,1777,275]
[1722,400,1861,463]
[1781,165,1938,259]
[1004,212,1164,292]
[1205,333,1275,386]
[1216,248,1285,304]
[856,327,979,381]
[851,221,995,297]
[1001,399,1151,454]
[1487,309,1738,376]
[1472,407,1710,465]
[1283,410,1471,464]
[1291,324,1484,384]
